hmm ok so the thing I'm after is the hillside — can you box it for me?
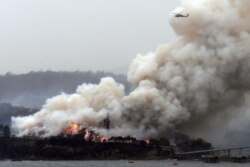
[0,71,129,108]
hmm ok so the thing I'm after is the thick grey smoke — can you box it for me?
[11,0,250,145]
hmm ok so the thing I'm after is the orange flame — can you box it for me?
[63,123,109,143]
[144,139,151,145]
[64,123,81,135]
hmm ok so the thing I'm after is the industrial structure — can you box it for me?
[165,145,250,163]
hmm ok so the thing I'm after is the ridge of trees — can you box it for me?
[0,71,129,108]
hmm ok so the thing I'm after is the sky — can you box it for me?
[0,0,180,75]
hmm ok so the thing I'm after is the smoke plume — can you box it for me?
[11,0,250,145]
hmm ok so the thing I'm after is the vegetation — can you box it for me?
[0,135,171,160]
[174,133,213,152]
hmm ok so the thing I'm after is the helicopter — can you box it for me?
[173,13,189,18]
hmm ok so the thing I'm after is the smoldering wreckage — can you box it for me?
[2,0,250,160]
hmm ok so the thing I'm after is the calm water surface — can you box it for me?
[0,160,248,167]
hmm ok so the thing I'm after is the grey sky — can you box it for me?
[0,0,180,74]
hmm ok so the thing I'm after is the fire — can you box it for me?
[100,136,108,143]
[144,139,151,145]
[64,123,81,135]
[63,123,109,143]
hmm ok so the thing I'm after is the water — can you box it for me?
[0,161,249,167]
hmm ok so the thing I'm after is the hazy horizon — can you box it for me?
[0,0,180,75]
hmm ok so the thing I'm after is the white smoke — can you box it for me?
[12,78,125,137]
[11,0,250,145]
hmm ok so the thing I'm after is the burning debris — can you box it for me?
[11,0,250,145]
[63,123,81,135]
[0,134,167,160]
[62,123,153,145]
[63,123,108,143]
